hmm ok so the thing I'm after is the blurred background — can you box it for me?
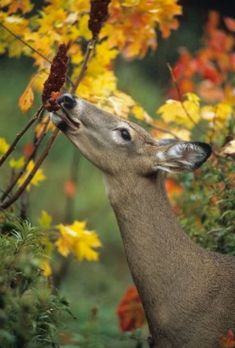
[0,0,234,346]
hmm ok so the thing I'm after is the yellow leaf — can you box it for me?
[0,137,9,156]
[56,221,102,261]
[40,259,52,277]
[8,0,34,14]
[18,84,34,112]
[17,160,46,191]
[132,104,152,122]
[157,94,200,129]
[185,92,200,104]
[38,210,52,228]
[132,105,145,120]
[201,105,216,121]
[221,140,235,155]
[121,0,140,6]
[216,103,233,120]
[9,156,25,169]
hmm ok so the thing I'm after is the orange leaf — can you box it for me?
[219,329,235,348]
[116,286,145,332]
[224,17,235,32]
[64,179,77,198]
[165,178,183,197]
[18,85,34,112]
[23,143,35,158]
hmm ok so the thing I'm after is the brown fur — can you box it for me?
[52,96,235,347]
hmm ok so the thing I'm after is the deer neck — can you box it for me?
[105,171,208,335]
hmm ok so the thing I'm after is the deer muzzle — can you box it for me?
[51,93,80,132]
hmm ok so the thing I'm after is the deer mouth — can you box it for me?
[51,107,81,133]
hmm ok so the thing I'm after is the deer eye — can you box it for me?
[119,128,131,141]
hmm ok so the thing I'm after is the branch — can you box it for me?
[0,106,44,167]
[0,23,74,89]
[1,128,59,209]
[150,124,180,139]
[1,117,50,202]
[0,22,52,64]
[71,39,96,93]
[167,64,198,127]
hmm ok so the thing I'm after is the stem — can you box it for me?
[64,150,79,223]
[71,39,97,93]
[0,23,75,88]
[147,123,180,139]
[1,118,49,202]
[167,64,198,127]
[0,106,44,167]
[1,128,59,210]
[0,22,52,64]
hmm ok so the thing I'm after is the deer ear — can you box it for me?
[154,141,212,173]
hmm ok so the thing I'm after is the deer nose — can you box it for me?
[57,93,77,109]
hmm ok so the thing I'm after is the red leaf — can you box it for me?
[219,329,235,348]
[116,286,145,332]
[224,17,235,32]
[64,179,76,198]
[23,143,35,158]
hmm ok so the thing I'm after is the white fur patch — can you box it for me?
[156,152,166,161]
[50,113,61,125]
[111,123,132,145]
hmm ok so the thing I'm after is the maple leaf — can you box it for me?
[219,329,235,348]
[117,286,145,332]
[224,17,235,32]
[17,160,46,191]
[64,179,76,198]
[56,221,102,261]
[0,137,9,156]
[23,142,35,158]
[8,0,34,14]
[221,140,235,156]
[18,84,34,112]
[9,157,25,169]
[157,93,200,129]
[38,210,52,228]
[165,178,183,198]
[40,259,52,277]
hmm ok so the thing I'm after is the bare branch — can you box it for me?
[167,64,199,126]
[71,39,96,93]
[1,128,59,209]
[1,118,50,202]
[0,22,52,64]
[0,106,44,167]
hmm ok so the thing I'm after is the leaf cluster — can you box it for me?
[176,156,235,255]
[0,213,70,348]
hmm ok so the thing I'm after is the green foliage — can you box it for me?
[0,214,69,348]
[177,156,235,255]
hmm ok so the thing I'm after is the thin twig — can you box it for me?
[1,128,59,209]
[0,106,44,167]
[1,118,50,202]
[167,63,198,127]
[0,22,52,64]
[0,22,74,88]
[72,39,97,93]
[150,124,180,139]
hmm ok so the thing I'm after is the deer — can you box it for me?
[51,93,235,348]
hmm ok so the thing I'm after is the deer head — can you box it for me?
[51,93,211,177]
